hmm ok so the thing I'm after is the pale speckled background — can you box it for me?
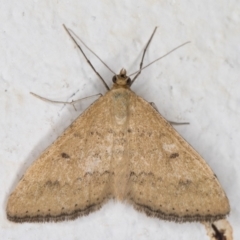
[0,1,239,240]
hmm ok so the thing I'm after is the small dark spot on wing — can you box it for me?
[170,153,179,158]
[61,152,70,158]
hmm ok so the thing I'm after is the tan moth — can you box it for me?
[7,26,230,229]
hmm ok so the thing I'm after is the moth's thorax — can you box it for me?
[110,87,131,126]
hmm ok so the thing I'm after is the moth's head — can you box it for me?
[112,68,131,88]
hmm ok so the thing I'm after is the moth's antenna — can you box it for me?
[69,29,116,75]
[129,41,191,77]
[63,24,110,91]
[131,27,158,85]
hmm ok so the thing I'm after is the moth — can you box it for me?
[7,25,230,226]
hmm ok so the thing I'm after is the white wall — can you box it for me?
[0,1,239,239]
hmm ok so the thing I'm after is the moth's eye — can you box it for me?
[112,75,117,83]
[127,78,132,85]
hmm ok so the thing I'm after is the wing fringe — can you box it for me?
[7,200,108,223]
[130,201,227,223]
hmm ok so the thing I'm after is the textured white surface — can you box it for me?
[0,1,239,239]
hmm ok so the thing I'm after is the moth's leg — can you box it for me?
[63,25,110,91]
[131,27,157,85]
[149,102,189,125]
[31,92,102,111]
[69,30,115,75]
